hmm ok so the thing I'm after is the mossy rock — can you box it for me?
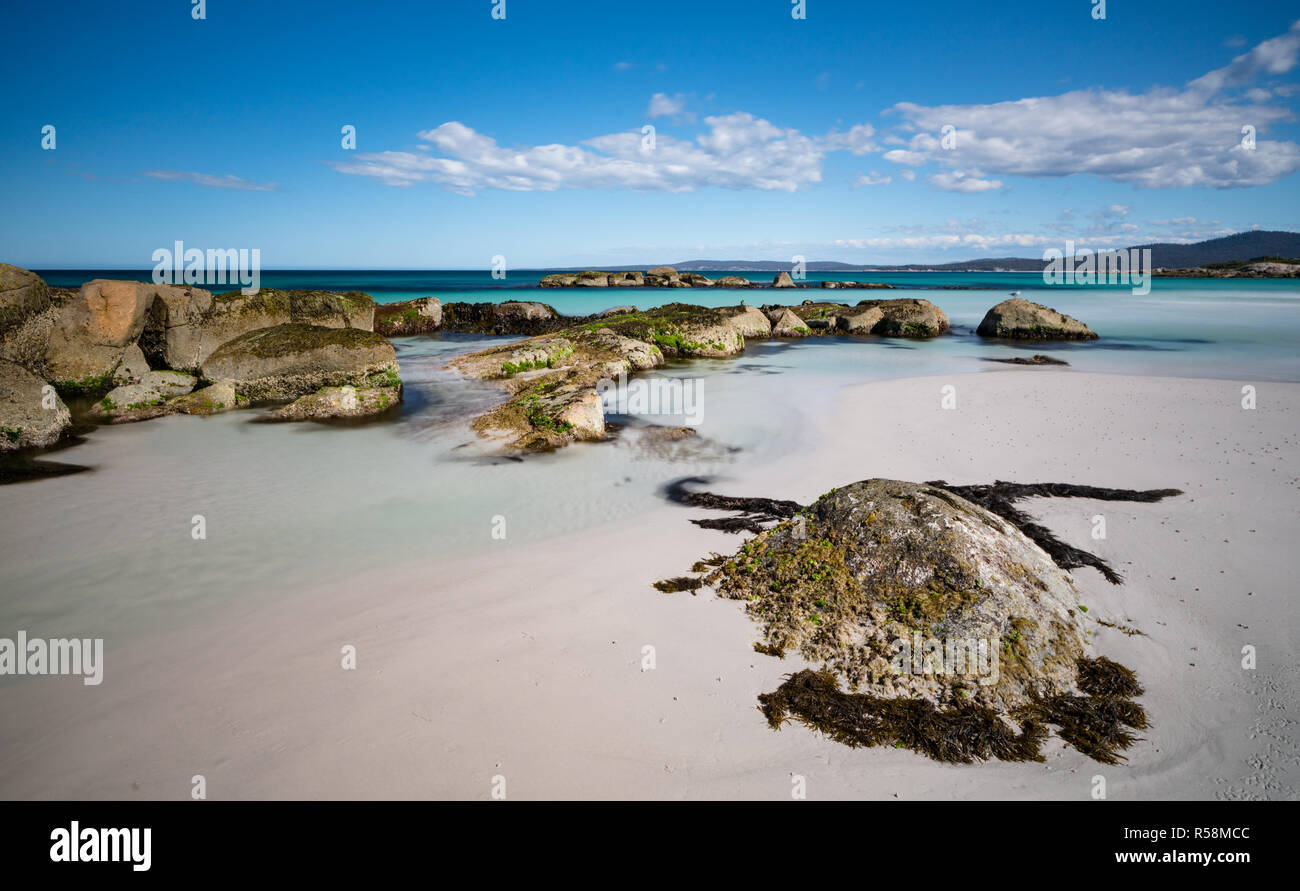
[706,479,1088,712]
[200,323,398,401]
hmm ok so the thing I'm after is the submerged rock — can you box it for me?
[169,381,242,416]
[989,354,1069,366]
[91,371,198,422]
[821,280,895,289]
[713,276,755,288]
[200,323,399,401]
[784,298,949,338]
[272,384,401,420]
[977,298,1098,340]
[0,359,71,451]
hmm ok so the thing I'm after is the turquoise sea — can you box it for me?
[3,269,1297,648]
[35,269,1300,382]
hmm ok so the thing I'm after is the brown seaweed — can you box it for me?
[760,656,1148,764]
[925,480,1183,584]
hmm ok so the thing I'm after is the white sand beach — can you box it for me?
[1,370,1296,800]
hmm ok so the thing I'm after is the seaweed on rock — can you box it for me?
[925,480,1183,584]
[761,656,1148,765]
[663,476,803,533]
[759,669,1049,763]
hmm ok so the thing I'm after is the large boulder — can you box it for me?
[439,301,562,335]
[44,280,211,388]
[0,359,71,451]
[772,271,796,288]
[573,271,612,287]
[0,264,50,336]
[706,479,1088,711]
[374,297,442,336]
[714,276,755,288]
[181,289,375,367]
[976,298,1098,340]
[796,299,948,338]
[770,307,812,337]
[644,266,680,287]
[200,324,399,401]
[861,298,949,337]
[835,305,884,334]
[717,305,772,339]
[0,266,62,374]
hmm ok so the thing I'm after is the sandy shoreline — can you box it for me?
[1,369,1296,800]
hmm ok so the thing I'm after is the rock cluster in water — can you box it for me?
[1,263,1102,456]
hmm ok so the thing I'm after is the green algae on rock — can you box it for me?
[665,478,1173,764]
[200,323,399,402]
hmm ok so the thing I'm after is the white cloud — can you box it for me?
[928,170,1003,193]
[647,92,691,120]
[882,148,926,166]
[883,19,1300,189]
[898,169,916,181]
[854,171,891,187]
[142,170,276,191]
[336,112,841,194]
[334,105,881,194]
[824,123,878,155]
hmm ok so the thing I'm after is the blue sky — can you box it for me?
[2,0,1299,268]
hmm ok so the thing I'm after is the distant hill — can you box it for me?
[634,231,1300,273]
[1130,231,1300,268]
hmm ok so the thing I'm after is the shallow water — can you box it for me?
[2,275,1298,648]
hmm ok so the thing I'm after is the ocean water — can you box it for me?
[2,272,1298,647]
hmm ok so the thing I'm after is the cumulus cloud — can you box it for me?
[824,124,878,155]
[882,19,1300,189]
[927,170,1003,193]
[335,108,875,194]
[142,170,276,191]
[854,171,891,187]
[647,92,692,121]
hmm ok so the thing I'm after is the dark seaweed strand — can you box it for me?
[926,480,1183,585]
[759,656,1147,765]
[663,476,804,534]
[758,669,1048,764]
[652,576,704,594]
